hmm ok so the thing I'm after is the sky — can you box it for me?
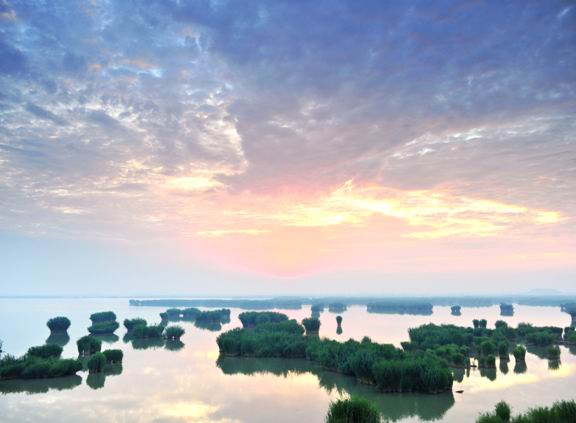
[0,0,575,296]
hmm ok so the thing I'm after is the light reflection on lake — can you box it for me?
[0,299,574,422]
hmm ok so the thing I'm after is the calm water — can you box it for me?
[0,299,574,422]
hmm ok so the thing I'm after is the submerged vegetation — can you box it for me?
[477,400,576,423]
[326,397,380,423]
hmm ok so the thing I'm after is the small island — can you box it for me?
[0,344,82,380]
[88,311,120,335]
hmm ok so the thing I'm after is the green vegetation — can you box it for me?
[239,311,288,328]
[302,317,321,335]
[477,400,576,423]
[165,326,185,340]
[196,309,231,323]
[90,311,117,323]
[46,316,71,332]
[451,305,461,316]
[547,345,560,360]
[367,302,433,315]
[473,319,488,329]
[77,335,102,356]
[513,345,526,362]
[0,345,81,380]
[88,321,120,335]
[216,315,453,394]
[124,318,147,331]
[88,311,119,334]
[87,352,107,373]
[102,349,123,364]
[498,342,509,359]
[336,316,343,326]
[27,345,62,359]
[132,324,165,339]
[326,397,380,423]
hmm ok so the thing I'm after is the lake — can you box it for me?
[0,299,574,422]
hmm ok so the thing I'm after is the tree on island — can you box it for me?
[451,305,461,316]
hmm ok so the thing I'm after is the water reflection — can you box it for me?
[45,331,70,347]
[165,340,185,351]
[92,333,120,344]
[0,375,82,394]
[514,362,528,374]
[217,356,455,422]
[87,365,123,390]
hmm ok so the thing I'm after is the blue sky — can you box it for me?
[1,1,575,295]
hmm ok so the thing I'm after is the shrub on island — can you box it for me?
[451,305,461,316]
[195,309,231,324]
[512,345,526,362]
[124,318,147,332]
[77,335,102,356]
[88,321,120,335]
[132,324,164,339]
[547,345,561,360]
[498,342,509,359]
[326,397,380,423]
[302,317,321,335]
[165,326,185,340]
[336,315,343,326]
[216,321,453,394]
[239,311,289,328]
[0,348,81,380]
[102,349,123,365]
[27,344,63,359]
[88,311,119,334]
[477,400,576,423]
[47,316,71,332]
[87,352,107,374]
[90,311,117,323]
